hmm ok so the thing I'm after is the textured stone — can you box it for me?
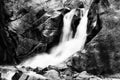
[44,70,60,80]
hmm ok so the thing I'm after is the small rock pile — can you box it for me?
[0,65,106,80]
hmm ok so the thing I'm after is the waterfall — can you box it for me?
[20,8,89,68]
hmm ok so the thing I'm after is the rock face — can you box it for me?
[0,0,18,65]
[86,12,120,75]
[7,0,66,63]
[15,11,64,61]
[70,0,120,75]
[86,0,120,75]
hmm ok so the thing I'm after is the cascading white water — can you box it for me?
[61,9,76,42]
[19,8,89,68]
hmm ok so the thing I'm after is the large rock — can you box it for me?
[44,70,60,80]
[86,0,120,75]
[69,0,120,76]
